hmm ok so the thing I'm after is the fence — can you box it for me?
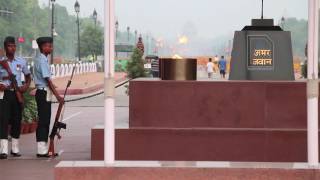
[27,62,97,79]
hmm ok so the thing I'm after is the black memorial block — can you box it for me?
[229,19,294,80]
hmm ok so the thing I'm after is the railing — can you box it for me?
[23,63,97,82]
[27,62,97,79]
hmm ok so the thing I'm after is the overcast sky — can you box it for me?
[39,0,308,39]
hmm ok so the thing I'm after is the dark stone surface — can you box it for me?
[229,31,294,80]
[129,80,307,129]
[91,128,308,162]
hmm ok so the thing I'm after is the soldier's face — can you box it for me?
[5,43,16,55]
[41,43,53,54]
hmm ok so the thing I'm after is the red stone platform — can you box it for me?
[92,79,315,162]
[55,161,320,180]
[129,79,307,129]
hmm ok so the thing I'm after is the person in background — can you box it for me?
[218,56,227,79]
[214,55,219,73]
[206,58,214,79]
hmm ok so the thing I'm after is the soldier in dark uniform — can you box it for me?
[0,37,31,159]
[34,37,63,157]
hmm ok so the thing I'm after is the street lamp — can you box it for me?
[50,0,56,64]
[127,26,130,42]
[93,9,97,27]
[146,35,149,55]
[134,30,138,44]
[281,16,286,30]
[115,20,119,58]
[115,20,119,39]
[74,0,81,61]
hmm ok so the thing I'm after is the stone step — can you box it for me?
[91,126,308,162]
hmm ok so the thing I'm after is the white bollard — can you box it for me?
[61,65,65,77]
[51,65,56,79]
[55,64,60,77]
[76,64,80,74]
[86,63,89,73]
[64,64,68,77]
[69,64,73,75]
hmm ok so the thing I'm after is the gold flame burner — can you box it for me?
[160,58,197,81]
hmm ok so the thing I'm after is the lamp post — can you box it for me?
[115,20,119,40]
[281,16,285,30]
[115,21,119,58]
[134,30,138,44]
[127,26,130,42]
[146,35,149,55]
[50,0,56,64]
[74,1,81,61]
[93,9,97,27]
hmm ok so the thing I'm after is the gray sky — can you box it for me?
[40,0,307,39]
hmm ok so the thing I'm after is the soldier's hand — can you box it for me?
[0,84,6,91]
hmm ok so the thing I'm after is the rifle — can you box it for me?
[0,60,24,108]
[48,64,76,157]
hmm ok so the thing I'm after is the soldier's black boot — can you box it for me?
[0,153,8,159]
[11,151,21,157]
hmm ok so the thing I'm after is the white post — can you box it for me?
[307,0,319,167]
[104,0,115,165]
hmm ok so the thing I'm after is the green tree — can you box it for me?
[80,25,103,61]
[0,0,104,60]
[126,48,147,79]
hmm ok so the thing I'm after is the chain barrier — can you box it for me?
[52,79,130,104]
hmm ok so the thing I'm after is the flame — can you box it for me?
[178,35,188,45]
[172,54,183,59]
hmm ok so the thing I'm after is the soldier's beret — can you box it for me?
[36,37,53,47]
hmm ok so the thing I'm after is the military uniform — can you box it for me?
[34,37,53,156]
[0,37,31,159]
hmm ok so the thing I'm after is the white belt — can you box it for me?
[37,87,48,91]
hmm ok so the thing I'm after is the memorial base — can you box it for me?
[91,79,317,162]
[55,161,320,180]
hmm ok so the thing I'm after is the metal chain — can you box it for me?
[52,79,130,104]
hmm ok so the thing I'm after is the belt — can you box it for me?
[37,87,48,91]
[5,88,15,92]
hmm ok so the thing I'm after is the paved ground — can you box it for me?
[0,81,129,180]
[0,69,224,180]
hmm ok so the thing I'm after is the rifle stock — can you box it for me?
[48,102,66,157]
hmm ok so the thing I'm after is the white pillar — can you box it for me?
[104,0,115,166]
[307,0,319,167]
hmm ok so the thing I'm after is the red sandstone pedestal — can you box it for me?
[90,79,317,162]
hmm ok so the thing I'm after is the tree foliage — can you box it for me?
[80,25,103,61]
[0,0,102,59]
[126,48,147,79]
